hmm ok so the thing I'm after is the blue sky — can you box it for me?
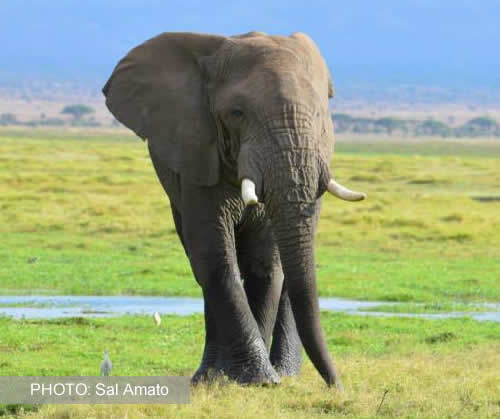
[1,0,499,89]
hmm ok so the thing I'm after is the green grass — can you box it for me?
[1,129,500,418]
[1,131,500,304]
[0,314,498,418]
[362,302,496,314]
[335,136,500,157]
[0,301,68,308]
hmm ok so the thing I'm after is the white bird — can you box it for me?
[153,312,161,326]
[100,350,112,376]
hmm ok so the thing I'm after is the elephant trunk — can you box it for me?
[237,121,363,386]
[271,205,341,387]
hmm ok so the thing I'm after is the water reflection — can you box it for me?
[0,296,498,322]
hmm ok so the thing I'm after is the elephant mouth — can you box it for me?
[240,177,366,206]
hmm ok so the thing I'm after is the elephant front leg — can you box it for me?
[237,218,283,350]
[182,190,279,385]
[237,212,302,378]
[191,296,220,384]
[198,262,279,384]
[270,286,303,377]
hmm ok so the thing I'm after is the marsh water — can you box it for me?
[0,296,499,322]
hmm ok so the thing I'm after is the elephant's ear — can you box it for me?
[290,32,334,99]
[102,32,226,186]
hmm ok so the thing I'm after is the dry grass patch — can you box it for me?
[17,349,500,419]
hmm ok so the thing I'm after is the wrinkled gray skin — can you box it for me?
[103,31,354,388]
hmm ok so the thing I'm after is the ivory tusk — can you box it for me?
[327,179,366,201]
[241,178,259,206]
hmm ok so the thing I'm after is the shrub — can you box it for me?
[0,113,18,125]
[416,120,452,137]
[456,116,499,137]
[61,104,95,120]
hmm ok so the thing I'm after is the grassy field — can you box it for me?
[1,129,499,418]
[1,130,499,303]
[0,314,498,418]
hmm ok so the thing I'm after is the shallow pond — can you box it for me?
[0,296,498,322]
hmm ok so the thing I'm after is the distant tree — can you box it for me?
[323,112,499,138]
[375,117,403,135]
[61,104,95,120]
[0,113,18,125]
[38,117,66,127]
[456,116,499,137]
[416,119,452,137]
[332,113,353,123]
[467,116,498,132]
[332,113,353,132]
[352,117,376,134]
[72,116,101,127]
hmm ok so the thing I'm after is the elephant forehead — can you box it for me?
[226,37,325,78]
[218,54,327,106]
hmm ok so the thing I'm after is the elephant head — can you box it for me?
[103,31,365,386]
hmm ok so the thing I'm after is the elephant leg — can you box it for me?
[150,153,220,381]
[270,285,303,377]
[170,206,221,383]
[170,205,186,250]
[236,210,302,377]
[236,213,283,350]
[181,184,279,385]
[191,295,220,383]
[148,149,269,383]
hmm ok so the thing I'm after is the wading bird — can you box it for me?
[153,312,161,326]
[100,350,112,376]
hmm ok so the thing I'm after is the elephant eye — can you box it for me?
[230,109,244,119]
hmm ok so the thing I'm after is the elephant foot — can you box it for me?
[191,342,219,385]
[226,361,280,386]
[192,362,279,386]
[191,364,279,386]
[273,358,302,377]
[216,339,281,386]
[192,340,280,386]
[271,338,303,377]
[191,367,222,385]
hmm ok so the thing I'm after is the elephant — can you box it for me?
[102,31,365,388]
